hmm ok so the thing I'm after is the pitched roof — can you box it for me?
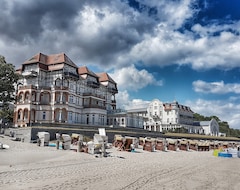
[78,66,99,78]
[96,72,116,84]
[24,53,78,68]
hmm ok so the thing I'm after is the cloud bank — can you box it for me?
[1,0,240,71]
[1,0,240,129]
[193,80,240,94]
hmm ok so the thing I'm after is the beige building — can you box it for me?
[14,53,118,127]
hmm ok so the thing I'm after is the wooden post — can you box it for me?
[56,140,60,150]
[77,140,82,152]
[101,142,106,157]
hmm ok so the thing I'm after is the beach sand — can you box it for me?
[0,135,240,190]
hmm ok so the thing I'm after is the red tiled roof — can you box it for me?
[97,72,116,84]
[78,66,99,78]
[24,53,78,69]
[24,53,45,64]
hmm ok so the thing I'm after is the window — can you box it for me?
[43,112,46,120]
[69,95,73,103]
[86,114,89,123]
[75,113,78,122]
[121,118,124,125]
[69,112,72,121]
[92,114,95,124]
[55,78,61,86]
[18,111,21,120]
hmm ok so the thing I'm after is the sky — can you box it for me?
[1,0,240,129]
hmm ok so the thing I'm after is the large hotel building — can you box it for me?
[14,53,118,127]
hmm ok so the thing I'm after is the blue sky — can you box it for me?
[1,0,240,129]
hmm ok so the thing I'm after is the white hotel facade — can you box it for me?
[144,99,194,132]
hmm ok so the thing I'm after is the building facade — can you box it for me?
[107,108,147,128]
[193,118,219,136]
[143,99,194,132]
[14,53,118,127]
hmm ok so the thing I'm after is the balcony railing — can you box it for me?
[54,101,68,105]
[64,71,79,79]
[83,92,105,99]
[54,86,69,90]
[83,104,106,109]
[108,87,118,93]
[87,81,100,88]
[19,85,37,90]
[39,86,51,90]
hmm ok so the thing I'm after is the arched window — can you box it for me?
[55,78,61,87]
[18,109,22,120]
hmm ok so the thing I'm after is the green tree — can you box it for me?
[0,55,20,124]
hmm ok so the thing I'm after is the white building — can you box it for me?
[193,118,219,136]
[14,53,118,127]
[107,108,146,128]
[144,99,194,132]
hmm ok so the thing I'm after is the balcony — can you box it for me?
[64,71,79,79]
[87,81,100,88]
[83,104,106,110]
[108,87,118,93]
[19,85,37,90]
[22,70,38,78]
[54,86,69,91]
[83,92,105,99]
[39,86,51,90]
[54,101,68,105]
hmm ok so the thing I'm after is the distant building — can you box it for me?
[107,108,146,128]
[143,99,194,132]
[193,118,219,136]
[14,53,118,127]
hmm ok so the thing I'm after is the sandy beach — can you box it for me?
[0,135,240,190]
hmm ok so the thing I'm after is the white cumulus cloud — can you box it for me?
[186,98,240,129]
[110,65,163,91]
[193,80,240,94]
